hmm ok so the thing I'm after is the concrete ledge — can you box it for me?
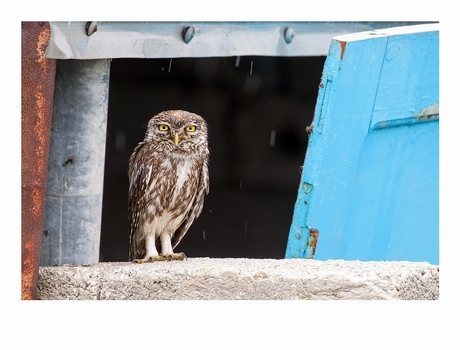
[37,258,439,300]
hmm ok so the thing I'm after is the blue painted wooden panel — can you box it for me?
[285,24,439,264]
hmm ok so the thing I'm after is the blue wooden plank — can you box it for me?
[286,33,389,259]
[337,121,439,262]
[285,24,439,264]
[371,30,439,129]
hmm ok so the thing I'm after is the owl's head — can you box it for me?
[145,110,208,153]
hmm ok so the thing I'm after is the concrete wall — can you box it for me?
[38,258,438,300]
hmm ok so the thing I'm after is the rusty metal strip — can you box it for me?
[21,22,56,300]
[308,228,319,259]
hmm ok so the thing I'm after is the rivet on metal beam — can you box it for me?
[284,27,295,44]
[183,26,195,44]
[85,22,98,36]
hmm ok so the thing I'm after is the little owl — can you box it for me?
[128,110,209,263]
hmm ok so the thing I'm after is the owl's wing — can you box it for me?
[171,159,209,249]
[128,142,153,259]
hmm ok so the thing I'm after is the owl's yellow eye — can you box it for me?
[185,125,196,133]
[158,124,169,131]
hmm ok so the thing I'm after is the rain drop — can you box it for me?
[235,56,241,67]
[115,131,126,152]
[270,130,276,147]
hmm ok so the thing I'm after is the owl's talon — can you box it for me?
[160,253,187,261]
[132,255,165,263]
[132,258,148,264]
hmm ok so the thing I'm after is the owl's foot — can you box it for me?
[161,252,187,261]
[132,252,187,263]
[132,255,165,264]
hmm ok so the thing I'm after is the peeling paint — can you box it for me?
[371,103,439,131]
[415,103,439,121]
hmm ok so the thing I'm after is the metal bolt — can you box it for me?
[85,22,98,36]
[284,27,294,44]
[183,26,195,44]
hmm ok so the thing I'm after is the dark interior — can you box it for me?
[100,55,325,262]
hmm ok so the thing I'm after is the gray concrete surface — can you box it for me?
[37,258,439,300]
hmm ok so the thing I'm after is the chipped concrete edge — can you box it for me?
[37,258,439,300]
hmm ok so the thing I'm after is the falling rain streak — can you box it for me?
[239,180,243,189]
[249,61,254,75]
[270,130,276,146]
[203,231,206,240]
[168,59,172,73]
[235,56,241,67]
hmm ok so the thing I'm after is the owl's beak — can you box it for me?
[173,132,181,145]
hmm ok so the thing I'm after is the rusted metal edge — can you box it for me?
[308,228,319,259]
[339,40,346,60]
[21,22,56,300]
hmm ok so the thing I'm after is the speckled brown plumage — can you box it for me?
[128,110,209,263]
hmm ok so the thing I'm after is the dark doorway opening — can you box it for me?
[100,55,325,262]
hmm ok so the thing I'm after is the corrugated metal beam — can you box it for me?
[45,21,434,59]
[21,22,56,300]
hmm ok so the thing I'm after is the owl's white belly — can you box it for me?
[170,157,193,203]
[142,157,195,238]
